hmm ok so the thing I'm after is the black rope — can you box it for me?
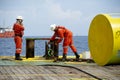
[38,64,102,80]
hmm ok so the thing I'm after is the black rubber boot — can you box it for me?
[15,53,22,60]
[62,54,67,62]
[74,52,80,61]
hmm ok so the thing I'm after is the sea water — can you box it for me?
[0,36,89,56]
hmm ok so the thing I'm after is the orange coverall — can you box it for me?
[50,26,77,54]
[13,23,24,54]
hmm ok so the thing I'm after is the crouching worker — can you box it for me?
[13,16,25,60]
[49,24,80,61]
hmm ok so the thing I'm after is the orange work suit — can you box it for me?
[50,26,77,54]
[13,23,24,54]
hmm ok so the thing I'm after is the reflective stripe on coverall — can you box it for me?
[50,26,77,54]
[14,36,22,53]
[13,23,24,54]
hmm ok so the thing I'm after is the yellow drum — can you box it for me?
[88,14,120,66]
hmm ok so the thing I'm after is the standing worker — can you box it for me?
[13,16,25,60]
[49,24,80,61]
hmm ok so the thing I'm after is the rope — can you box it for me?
[39,64,102,80]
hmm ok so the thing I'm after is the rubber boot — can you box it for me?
[74,52,80,61]
[62,54,67,62]
[15,53,22,60]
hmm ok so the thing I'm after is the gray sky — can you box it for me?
[0,0,120,36]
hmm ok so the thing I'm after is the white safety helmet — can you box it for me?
[16,16,23,20]
[50,24,56,31]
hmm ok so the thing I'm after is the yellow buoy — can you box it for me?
[88,14,120,66]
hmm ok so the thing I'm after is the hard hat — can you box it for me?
[50,24,56,31]
[16,16,23,20]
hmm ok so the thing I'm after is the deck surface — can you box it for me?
[0,56,120,80]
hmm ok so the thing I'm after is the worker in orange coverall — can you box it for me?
[49,24,80,61]
[13,16,24,60]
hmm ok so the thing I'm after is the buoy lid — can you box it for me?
[88,14,113,66]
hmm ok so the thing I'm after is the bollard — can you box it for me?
[26,39,35,58]
[88,14,120,66]
[54,40,59,58]
[45,41,59,59]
